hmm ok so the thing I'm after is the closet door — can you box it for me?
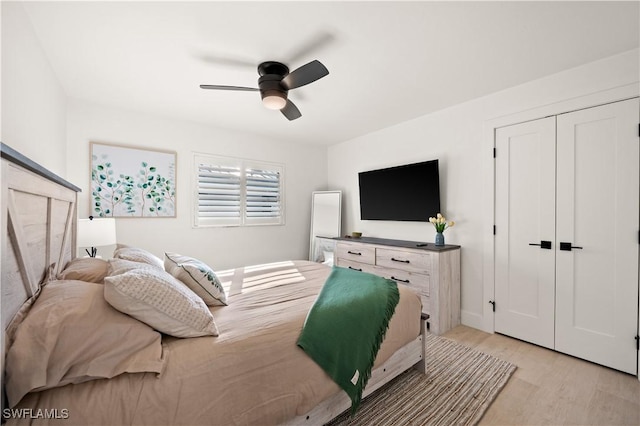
[555,98,639,374]
[495,116,556,349]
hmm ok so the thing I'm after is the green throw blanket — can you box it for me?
[297,266,400,415]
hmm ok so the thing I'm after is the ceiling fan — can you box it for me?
[200,59,329,121]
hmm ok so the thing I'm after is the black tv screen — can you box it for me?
[358,160,440,222]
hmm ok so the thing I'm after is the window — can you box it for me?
[194,154,284,227]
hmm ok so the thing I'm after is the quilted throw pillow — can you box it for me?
[104,267,219,338]
[164,253,228,306]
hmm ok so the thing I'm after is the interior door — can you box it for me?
[555,98,639,374]
[495,116,557,349]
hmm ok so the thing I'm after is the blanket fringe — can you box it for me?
[351,280,400,416]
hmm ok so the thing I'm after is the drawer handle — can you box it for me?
[391,257,410,264]
[348,266,362,272]
[347,251,362,256]
[390,276,410,283]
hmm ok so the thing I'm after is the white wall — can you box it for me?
[1,2,66,176]
[66,99,328,269]
[1,1,329,271]
[328,49,639,332]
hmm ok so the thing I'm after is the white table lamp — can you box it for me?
[77,216,117,257]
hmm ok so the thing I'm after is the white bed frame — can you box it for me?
[1,143,80,410]
[0,143,427,423]
[287,320,427,425]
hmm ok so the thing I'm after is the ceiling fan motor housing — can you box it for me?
[258,74,289,101]
[257,61,289,77]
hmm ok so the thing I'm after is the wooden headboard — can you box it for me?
[1,143,80,407]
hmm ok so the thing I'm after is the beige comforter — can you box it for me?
[10,261,421,426]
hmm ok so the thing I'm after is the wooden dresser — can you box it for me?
[333,236,460,335]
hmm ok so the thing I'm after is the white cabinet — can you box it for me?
[495,98,639,375]
[334,237,460,335]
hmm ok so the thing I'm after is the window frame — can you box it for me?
[193,153,285,228]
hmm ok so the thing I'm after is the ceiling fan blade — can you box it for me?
[281,60,329,90]
[286,31,336,64]
[199,85,259,92]
[281,100,302,121]
[196,53,256,69]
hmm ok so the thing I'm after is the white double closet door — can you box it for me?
[495,98,639,375]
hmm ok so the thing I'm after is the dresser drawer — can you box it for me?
[374,266,430,297]
[376,248,431,274]
[336,242,376,265]
[336,258,377,275]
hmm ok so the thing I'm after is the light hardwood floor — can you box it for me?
[442,325,640,425]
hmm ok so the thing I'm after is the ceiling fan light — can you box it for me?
[262,94,287,110]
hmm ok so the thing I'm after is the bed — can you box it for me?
[1,143,427,425]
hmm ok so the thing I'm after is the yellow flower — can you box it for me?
[430,213,454,233]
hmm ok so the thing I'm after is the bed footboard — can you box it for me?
[284,324,426,426]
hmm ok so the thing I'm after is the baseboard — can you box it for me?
[461,309,492,333]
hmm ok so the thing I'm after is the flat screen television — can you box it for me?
[358,160,440,222]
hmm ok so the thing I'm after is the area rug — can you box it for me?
[325,333,517,426]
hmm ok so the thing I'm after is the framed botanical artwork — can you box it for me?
[90,142,176,217]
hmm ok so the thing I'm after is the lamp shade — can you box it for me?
[77,218,117,248]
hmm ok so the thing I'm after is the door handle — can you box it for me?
[528,240,552,249]
[560,242,583,251]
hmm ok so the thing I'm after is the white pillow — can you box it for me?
[164,253,227,306]
[113,245,164,270]
[104,268,219,338]
[108,258,158,276]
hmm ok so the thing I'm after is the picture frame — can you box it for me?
[90,142,176,218]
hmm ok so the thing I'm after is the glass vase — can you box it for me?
[435,232,445,246]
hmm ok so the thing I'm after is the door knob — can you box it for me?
[529,240,552,249]
[560,242,583,251]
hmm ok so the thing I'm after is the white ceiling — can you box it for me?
[21,1,639,146]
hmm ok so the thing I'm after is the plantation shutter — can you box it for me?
[194,154,284,227]
[245,166,281,224]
